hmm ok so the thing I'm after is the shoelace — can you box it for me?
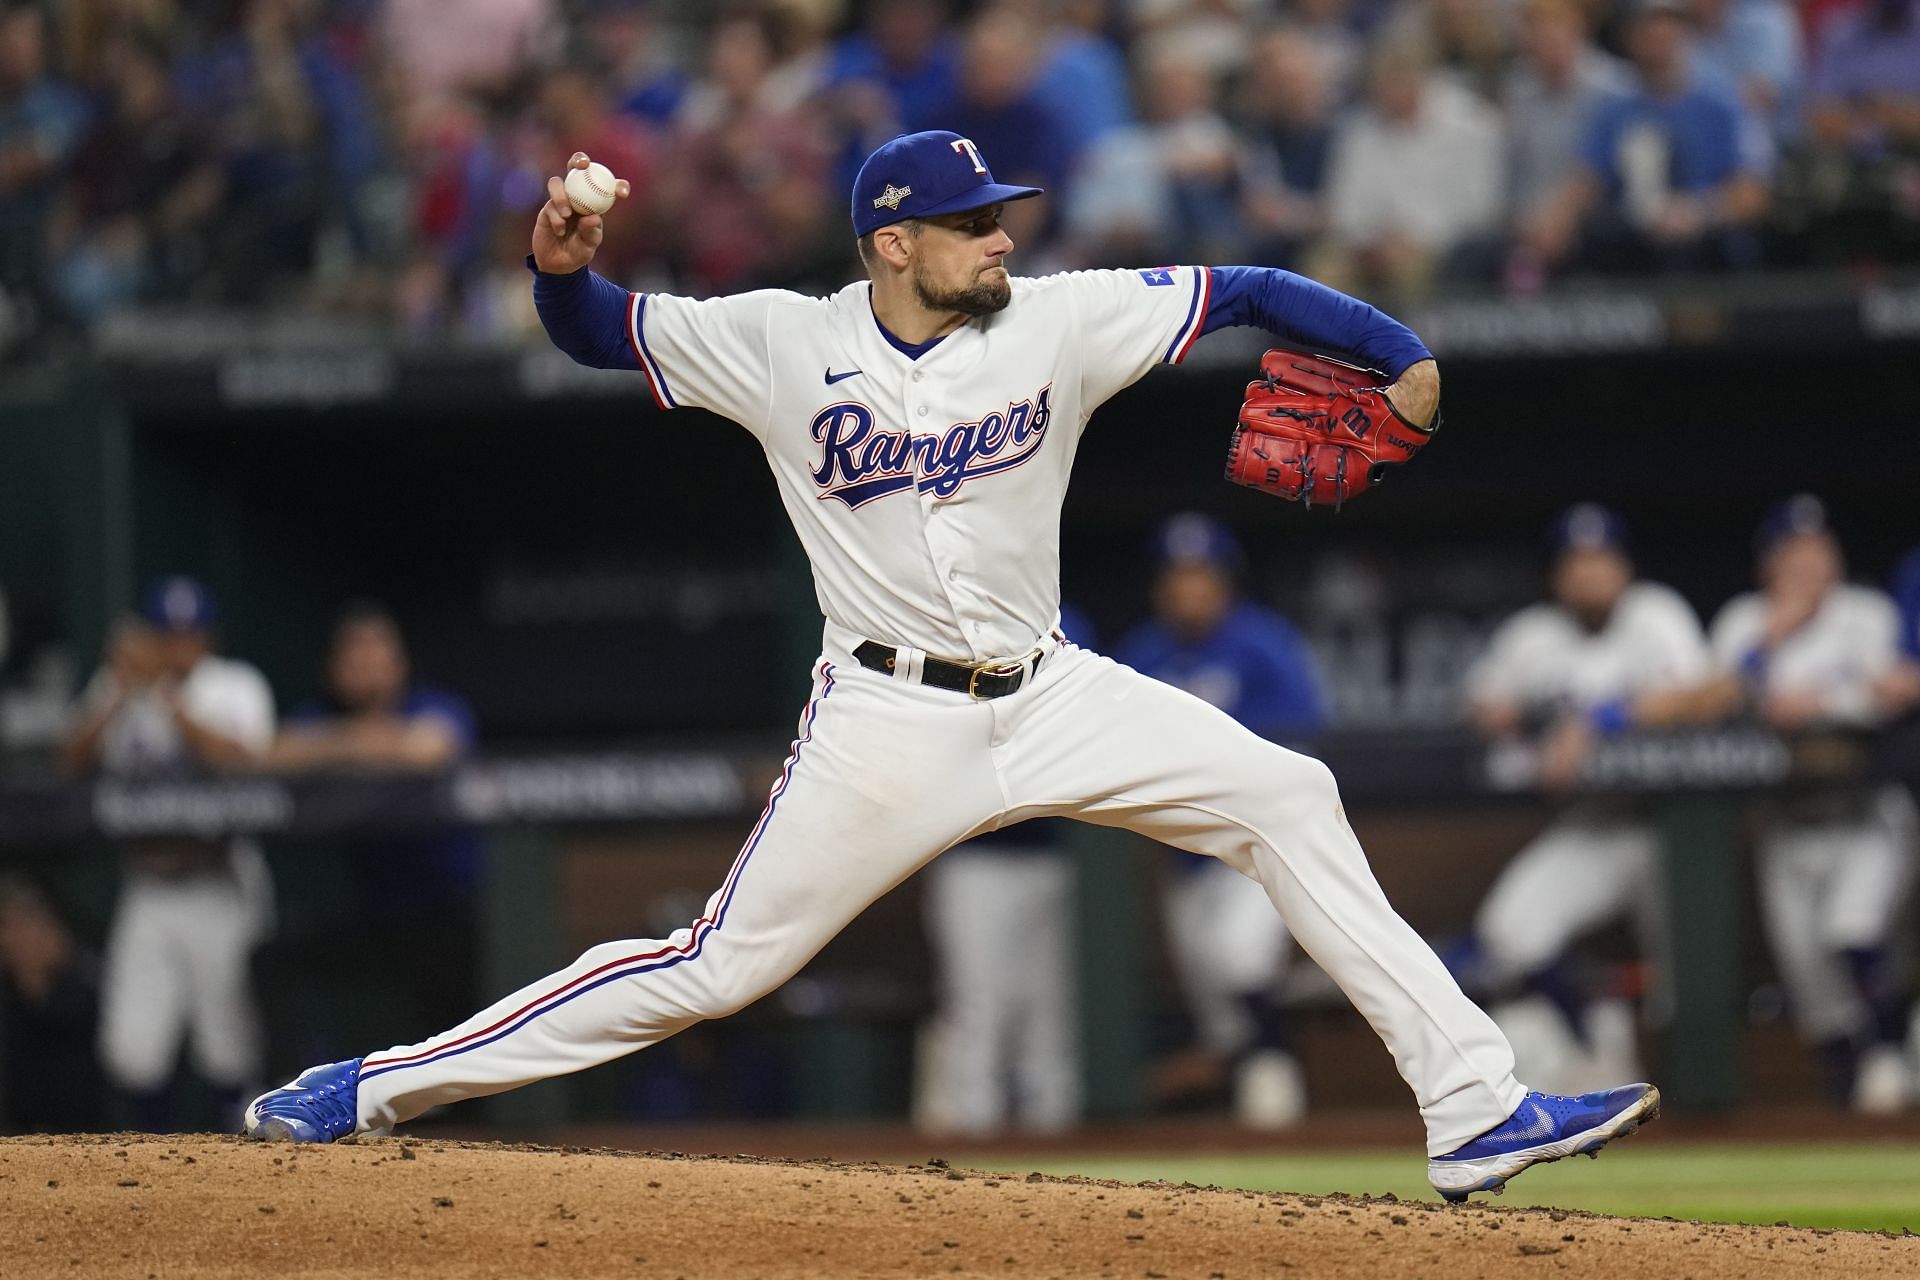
[269,1074,355,1135]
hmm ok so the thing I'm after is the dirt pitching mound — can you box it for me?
[4,1134,1914,1279]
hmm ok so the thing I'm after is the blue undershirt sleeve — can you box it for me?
[1199,265,1431,379]
[528,256,640,372]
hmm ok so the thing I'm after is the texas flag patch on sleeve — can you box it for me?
[1138,267,1176,287]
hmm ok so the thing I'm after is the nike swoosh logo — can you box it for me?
[1505,1103,1556,1143]
[824,368,863,385]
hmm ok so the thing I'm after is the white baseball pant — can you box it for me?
[1163,857,1293,1056]
[920,845,1080,1134]
[98,842,274,1093]
[1759,788,1917,1043]
[1475,817,1664,986]
[356,630,1525,1155]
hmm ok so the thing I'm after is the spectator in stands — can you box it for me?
[1451,505,1711,1094]
[1685,0,1802,138]
[1033,0,1134,160]
[378,0,560,105]
[391,90,501,332]
[1116,515,1328,1130]
[0,2,90,345]
[51,33,222,322]
[657,9,834,293]
[819,0,957,197]
[1525,0,1770,275]
[1310,41,1506,298]
[1807,0,1920,156]
[169,0,384,305]
[1384,0,1517,103]
[1237,28,1338,270]
[934,7,1071,251]
[1702,497,1915,1112]
[589,0,688,126]
[260,603,481,1066]
[760,0,840,115]
[1288,0,1367,105]
[60,579,276,1131]
[1067,40,1239,265]
[1128,0,1263,78]
[1788,0,1920,265]
[1502,0,1631,293]
[0,875,105,1134]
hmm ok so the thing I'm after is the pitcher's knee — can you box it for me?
[1258,749,1342,817]
[694,960,786,1018]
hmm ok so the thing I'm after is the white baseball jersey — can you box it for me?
[82,655,275,774]
[1709,585,1900,726]
[1466,582,1710,714]
[628,266,1213,660]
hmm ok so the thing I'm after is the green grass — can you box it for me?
[965,1144,1920,1233]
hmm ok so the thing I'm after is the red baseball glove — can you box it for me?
[1225,348,1438,510]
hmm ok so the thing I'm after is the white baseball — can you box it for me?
[564,162,618,216]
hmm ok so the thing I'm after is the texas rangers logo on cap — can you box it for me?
[850,130,1045,237]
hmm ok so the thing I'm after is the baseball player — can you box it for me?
[1454,504,1711,1091]
[247,132,1657,1200]
[62,578,276,1130]
[1116,513,1327,1129]
[1704,496,1915,1112]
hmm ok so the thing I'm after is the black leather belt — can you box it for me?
[853,639,1045,700]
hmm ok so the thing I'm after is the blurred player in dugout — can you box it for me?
[257,603,481,1074]
[59,578,276,1130]
[1697,496,1916,1113]
[915,604,1096,1139]
[1452,504,1712,1094]
[1115,514,1328,1129]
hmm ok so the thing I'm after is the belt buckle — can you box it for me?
[967,660,1025,700]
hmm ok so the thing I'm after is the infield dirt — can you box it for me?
[5,1134,1915,1279]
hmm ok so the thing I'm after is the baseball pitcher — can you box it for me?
[246,131,1657,1201]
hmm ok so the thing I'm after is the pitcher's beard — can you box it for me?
[913,266,1011,316]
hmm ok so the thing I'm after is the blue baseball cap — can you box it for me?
[1755,493,1831,556]
[139,576,218,632]
[1152,513,1245,574]
[1546,503,1628,559]
[851,130,1043,238]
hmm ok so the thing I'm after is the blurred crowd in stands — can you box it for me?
[2,0,1919,357]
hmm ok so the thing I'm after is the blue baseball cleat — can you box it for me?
[1428,1083,1660,1203]
[243,1059,364,1143]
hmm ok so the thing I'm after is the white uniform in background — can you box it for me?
[85,656,277,1096]
[351,265,1530,1158]
[917,825,1080,1136]
[1708,586,1915,1068]
[1465,582,1710,1088]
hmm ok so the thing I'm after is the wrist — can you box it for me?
[526,253,589,280]
[1386,359,1440,429]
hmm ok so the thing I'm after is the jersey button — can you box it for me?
[947,569,960,583]
[916,405,928,416]
[912,370,925,382]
